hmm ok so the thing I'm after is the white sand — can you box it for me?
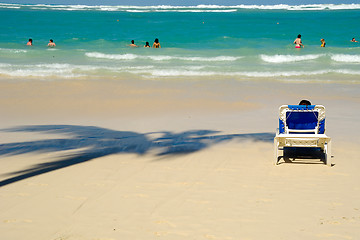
[0,79,360,240]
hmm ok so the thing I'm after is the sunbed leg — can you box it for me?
[324,145,328,166]
[326,140,332,166]
[274,138,279,165]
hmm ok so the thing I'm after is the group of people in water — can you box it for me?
[27,35,358,49]
[26,38,162,49]
[27,38,56,47]
[129,38,161,48]
[294,34,358,48]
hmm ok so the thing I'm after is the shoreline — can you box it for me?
[0,77,359,134]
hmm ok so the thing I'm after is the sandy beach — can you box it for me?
[1,78,360,240]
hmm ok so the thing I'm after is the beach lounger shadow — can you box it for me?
[274,105,332,166]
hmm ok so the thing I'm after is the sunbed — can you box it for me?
[274,105,332,166]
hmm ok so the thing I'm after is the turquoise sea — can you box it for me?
[0,3,360,82]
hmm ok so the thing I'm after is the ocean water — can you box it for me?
[1,3,360,82]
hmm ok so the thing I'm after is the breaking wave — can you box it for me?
[2,61,360,79]
[1,3,360,12]
[331,54,360,63]
[0,48,27,53]
[85,52,242,62]
[260,54,324,63]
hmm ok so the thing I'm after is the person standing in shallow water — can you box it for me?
[320,38,326,47]
[129,40,138,47]
[48,39,56,47]
[153,38,161,48]
[27,38,32,46]
[294,34,304,48]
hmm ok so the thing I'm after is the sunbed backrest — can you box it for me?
[278,105,326,134]
[288,105,315,110]
[286,111,318,131]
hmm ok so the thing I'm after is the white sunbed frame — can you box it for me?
[274,105,332,166]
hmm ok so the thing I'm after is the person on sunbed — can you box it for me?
[299,99,311,106]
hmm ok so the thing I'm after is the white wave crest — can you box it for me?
[85,52,241,62]
[0,3,21,9]
[146,70,217,77]
[146,55,173,61]
[331,54,360,63]
[245,4,360,11]
[133,69,360,78]
[145,55,241,61]
[0,62,158,78]
[240,70,329,77]
[0,48,27,53]
[178,56,241,61]
[240,69,360,77]
[2,3,360,12]
[260,54,324,63]
[2,61,360,79]
[0,63,86,78]
[154,9,237,13]
[85,52,138,60]
[0,67,82,78]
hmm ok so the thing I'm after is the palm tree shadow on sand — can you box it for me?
[0,125,275,187]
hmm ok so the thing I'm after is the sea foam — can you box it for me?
[331,54,360,63]
[260,54,324,63]
[137,69,360,78]
[85,52,241,62]
[1,3,360,12]
[0,48,27,53]
[85,52,138,60]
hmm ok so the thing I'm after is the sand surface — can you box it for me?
[0,78,360,240]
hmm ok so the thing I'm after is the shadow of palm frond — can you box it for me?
[0,125,275,187]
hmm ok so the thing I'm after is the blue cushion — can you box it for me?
[286,111,318,130]
[288,105,315,110]
[279,119,285,133]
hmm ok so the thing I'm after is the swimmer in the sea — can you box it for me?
[144,42,150,48]
[320,38,326,47]
[129,40,138,47]
[27,38,33,46]
[351,38,358,42]
[294,34,304,48]
[153,38,161,48]
[47,39,56,47]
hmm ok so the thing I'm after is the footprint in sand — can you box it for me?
[3,219,32,223]
[16,192,30,197]
[155,220,176,227]
[154,231,168,236]
[63,195,88,201]
[204,234,217,239]
[26,182,49,187]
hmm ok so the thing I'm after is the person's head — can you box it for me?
[320,38,324,42]
[154,38,159,43]
[49,39,53,43]
[28,38,32,42]
[297,34,301,38]
[131,40,134,44]
[145,41,149,46]
[352,38,356,41]
[299,99,311,106]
